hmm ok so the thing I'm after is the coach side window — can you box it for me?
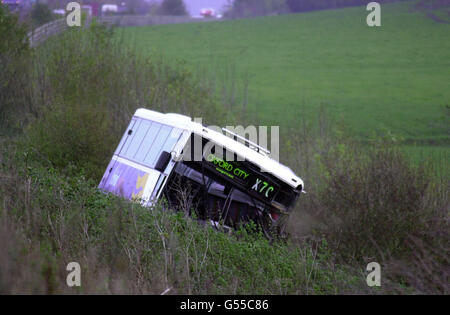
[118,118,184,169]
[160,128,183,157]
[134,122,163,162]
[114,118,137,156]
[121,119,155,161]
[143,125,173,167]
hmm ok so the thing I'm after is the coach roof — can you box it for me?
[134,108,304,190]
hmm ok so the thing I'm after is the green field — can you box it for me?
[115,1,449,171]
[117,2,449,142]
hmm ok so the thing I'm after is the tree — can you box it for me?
[158,0,188,16]
[225,0,287,18]
[0,5,30,130]
[286,0,398,13]
[31,3,53,27]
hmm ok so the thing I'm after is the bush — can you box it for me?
[23,23,226,181]
[0,145,361,294]
[158,0,188,16]
[286,0,405,13]
[319,145,430,262]
[31,3,53,27]
[0,5,31,132]
[283,117,449,293]
[225,0,288,18]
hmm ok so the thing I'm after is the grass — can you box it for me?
[116,1,450,145]
[402,144,450,179]
[0,145,365,294]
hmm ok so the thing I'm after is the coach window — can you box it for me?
[133,122,162,163]
[114,118,137,156]
[143,125,172,167]
[160,128,183,156]
[122,119,152,160]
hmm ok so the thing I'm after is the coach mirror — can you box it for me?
[155,151,172,173]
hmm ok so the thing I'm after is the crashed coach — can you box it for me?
[99,109,304,237]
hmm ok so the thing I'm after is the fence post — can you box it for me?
[27,15,211,47]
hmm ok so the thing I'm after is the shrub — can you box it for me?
[225,0,288,18]
[158,0,188,16]
[31,3,53,27]
[286,0,405,13]
[318,145,430,262]
[0,5,31,132]
[283,118,448,293]
[23,23,227,181]
[0,145,361,294]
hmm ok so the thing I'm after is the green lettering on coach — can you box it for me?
[205,153,279,202]
[206,154,249,182]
